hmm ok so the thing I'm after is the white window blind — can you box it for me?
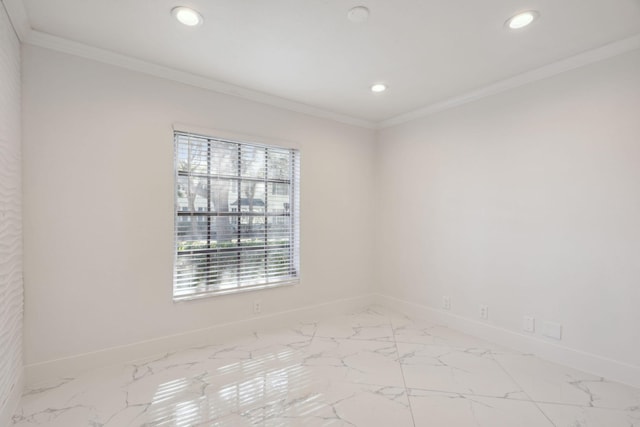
[173,131,300,299]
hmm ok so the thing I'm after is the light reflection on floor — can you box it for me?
[141,350,319,425]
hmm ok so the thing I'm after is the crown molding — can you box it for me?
[2,0,31,41]
[23,30,377,130]
[379,33,640,129]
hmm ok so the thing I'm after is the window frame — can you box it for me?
[172,128,300,301]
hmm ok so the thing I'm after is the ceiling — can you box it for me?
[9,0,640,125]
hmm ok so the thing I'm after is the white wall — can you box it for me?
[0,1,23,424]
[22,45,375,367]
[376,49,640,373]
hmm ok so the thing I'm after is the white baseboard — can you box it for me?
[374,293,640,389]
[0,369,23,426]
[25,294,374,387]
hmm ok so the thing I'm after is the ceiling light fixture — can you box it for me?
[172,6,204,27]
[505,10,539,29]
[348,6,370,23]
[371,83,387,93]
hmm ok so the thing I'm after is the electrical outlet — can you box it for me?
[253,300,262,314]
[523,316,535,333]
[543,321,562,340]
[479,305,489,319]
[443,296,451,310]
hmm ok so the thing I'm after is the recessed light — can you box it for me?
[371,83,387,93]
[348,6,370,23]
[172,6,203,27]
[506,10,539,29]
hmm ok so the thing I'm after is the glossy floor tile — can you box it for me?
[12,306,640,426]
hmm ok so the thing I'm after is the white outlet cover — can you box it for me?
[253,300,262,314]
[543,321,562,340]
[479,305,489,319]
[443,296,451,310]
[523,316,535,333]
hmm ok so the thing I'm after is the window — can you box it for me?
[173,131,300,300]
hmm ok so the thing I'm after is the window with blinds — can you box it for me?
[173,131,300,300]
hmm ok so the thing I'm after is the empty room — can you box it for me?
[1,0,640,425]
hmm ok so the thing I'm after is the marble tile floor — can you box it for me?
[12,306,640,426]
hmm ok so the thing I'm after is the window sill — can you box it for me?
[172,279,298,302]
